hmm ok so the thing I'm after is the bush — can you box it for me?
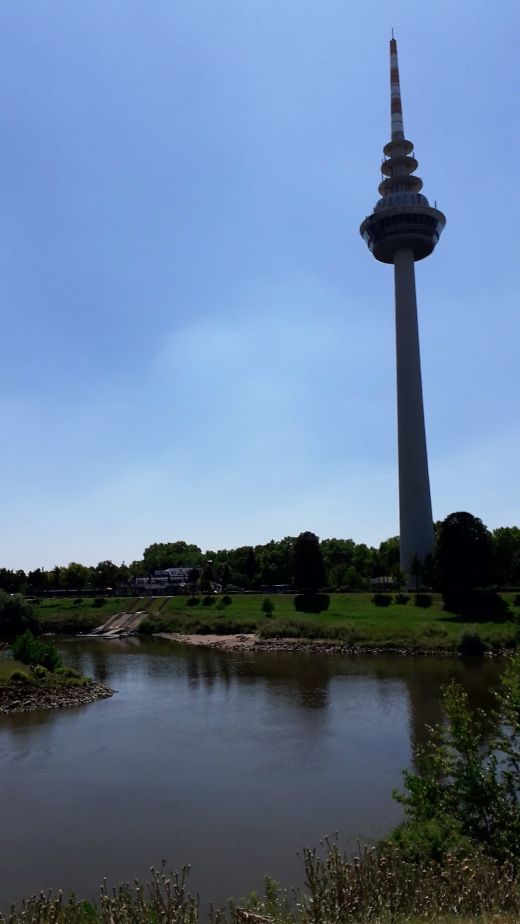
[372,593,392,607]
[55,666,81,679]
[261,598,274,617]
[73,598,83,606]
[443,589,509,621]
[92,598,105,608]
[395,594,410,605]
[32,664,48,679]
[10,669,30,683]
[12,630,62,671]
[293,594,330,614]
[186,597,199,607]
[258,619,350,641]
[414,593,432,608]
[457,631,487,655]
[222,595,232,606]
[202,596,214,607]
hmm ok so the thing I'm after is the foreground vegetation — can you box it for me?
[2,848,519,924]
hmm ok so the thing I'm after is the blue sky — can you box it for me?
[1,0,518,570]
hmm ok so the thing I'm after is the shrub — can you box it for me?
[222,595,232,606]
[12,630,62,671]
[394,659,520,861]
[32,664,48,679]
[186,597,199,607]
[138,619,158,635]
[55,666,81,679]
[10,669,30,683]
[92,598,105,608]
[443,589,509,621]
[202,596,214,607]
[261,598,274,618]
[414,593,432,608]
[372,593,392,607]
[293,594,330,614]
[457,631,487,655]
[73,598,83,606]
[395,594,410,605]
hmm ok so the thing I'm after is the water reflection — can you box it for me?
[61,637,505,751]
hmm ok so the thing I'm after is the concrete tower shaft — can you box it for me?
[359,37,446,580]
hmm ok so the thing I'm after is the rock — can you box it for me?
[0,681,116,714]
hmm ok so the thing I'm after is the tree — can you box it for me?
[492,526,520,587]
[27,568,48,594]
[393,656,520,861]
[0,592,40,636]
[293,532,326,593]
[261,598,274,617]
[12,630,62,672]
[142,541,203,571]
[95,561,119,589]
[0,569,27,594]
[435,511,492,593]
[63,562,90,590]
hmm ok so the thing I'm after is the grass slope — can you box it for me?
[34,593,520,652]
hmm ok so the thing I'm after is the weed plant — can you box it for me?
[2,847,520,924]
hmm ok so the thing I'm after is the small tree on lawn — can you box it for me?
[262,598,274,618]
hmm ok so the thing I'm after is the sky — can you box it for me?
[0,0,519,570]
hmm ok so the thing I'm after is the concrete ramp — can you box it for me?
[90,610,147,638]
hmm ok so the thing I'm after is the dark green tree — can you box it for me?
[27,568,48,594]
[0,592,40,636]
[492,526,520,587]
[0,569,27,594]
[95,561,119,589]
[293,532,326,593]
[435,511,492,593]
[142,541,203,571]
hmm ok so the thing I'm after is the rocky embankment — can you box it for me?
[0,681,115,714]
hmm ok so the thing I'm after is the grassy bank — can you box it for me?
[32,592,520,653]
[0,653,85,686]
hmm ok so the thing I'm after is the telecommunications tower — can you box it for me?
[360,37,445,581]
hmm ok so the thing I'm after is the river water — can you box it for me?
[0,638,504,909]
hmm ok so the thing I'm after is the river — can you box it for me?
[0,638,504,909]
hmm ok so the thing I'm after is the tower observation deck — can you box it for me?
[360,38,446,582]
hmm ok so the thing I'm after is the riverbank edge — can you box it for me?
[155,632,498,657]
[0,680,116,714]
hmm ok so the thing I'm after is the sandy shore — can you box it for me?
[157,632,259,651]
[155,632,466,657]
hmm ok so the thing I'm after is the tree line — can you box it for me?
[1,512,519,596]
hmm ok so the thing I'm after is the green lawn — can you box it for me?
[32,591,520,652]
[0,655,28,682]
